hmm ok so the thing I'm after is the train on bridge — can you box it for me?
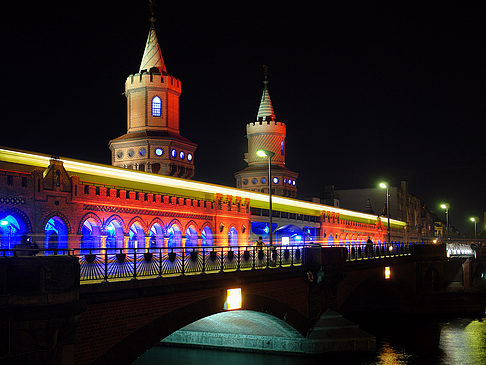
[0,147,407,253]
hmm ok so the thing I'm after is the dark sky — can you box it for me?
[1,2,484,233]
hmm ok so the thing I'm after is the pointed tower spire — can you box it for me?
[257,65,276,121]
[139,0,167,73]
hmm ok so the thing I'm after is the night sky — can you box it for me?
[1,2,484,233]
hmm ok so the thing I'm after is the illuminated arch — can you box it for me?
[105,214,127,234]
[166,220,182,248]
[44,215,68,252]
[77,212,102,235]
[228,226,238,246]
[185,226,198,249]
[201,225,213,247]
[80,217,101,252]
[129,221,146,249]
[0,210,30,253]
[149,218,165,248]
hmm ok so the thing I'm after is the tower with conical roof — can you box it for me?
[235,67,298,197]
[109,3,197,178]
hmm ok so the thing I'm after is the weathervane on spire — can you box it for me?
[149,0,157,27]
[263,64,269,85]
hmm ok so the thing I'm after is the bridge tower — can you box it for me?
[109,7,197,179]
[235,67,298,197]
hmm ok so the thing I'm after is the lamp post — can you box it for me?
[440,203,449,239]
[257,149,275,247]
[379,182,391,244]
[470,217,478,240]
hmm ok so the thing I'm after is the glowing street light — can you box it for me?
[379,182,391,244]
[470,217,478,240]
[257,149,275,247]
[440,203,449,239]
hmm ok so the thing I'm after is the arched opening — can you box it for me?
[105,220,124,249]
[129,222,145,249]
[149,223,164,248]
[228,227,238,246]
[91,294,310,365]
[81,218,101,253]
[44,216,68,254]
[167,224,182,248]
[0,214,28,255]
[328,234,334,246]
[185,226,198,249]
[201,226,213,247]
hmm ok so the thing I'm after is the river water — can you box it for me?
[133,314,486,365]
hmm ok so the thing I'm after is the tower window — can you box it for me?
[280,141,284,156]
[152,96,162,117]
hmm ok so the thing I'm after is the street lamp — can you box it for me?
[470,217,478,240]
[257,149,275,247]
[440,203,449,239]
[379,182,391,244]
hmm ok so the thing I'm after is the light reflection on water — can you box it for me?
[133,316,486,365]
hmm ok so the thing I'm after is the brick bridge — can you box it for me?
[2,242,485,365]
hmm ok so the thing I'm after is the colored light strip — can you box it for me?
[0,147,406,226]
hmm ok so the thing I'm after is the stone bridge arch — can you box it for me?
[336,266,417,314]
[89,293,310,365]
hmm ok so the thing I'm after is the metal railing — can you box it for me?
[0,245,306,282]
[343,242,413,261]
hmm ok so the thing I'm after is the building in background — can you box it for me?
[321,181,435,242]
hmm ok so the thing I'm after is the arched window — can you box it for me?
[152,96,161,117]
[202,226,213,246]
[280,141,284,156]
[228,227,238,246]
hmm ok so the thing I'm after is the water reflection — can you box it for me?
[133,316,486,365]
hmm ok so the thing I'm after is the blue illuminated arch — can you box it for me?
[149,222,164,248]
[152,96,161,117]
[0,213,28,253]
[129,222,145,249]
[167,224,182,248]
[185,226,198,249]
[81,218,101,253]
[44,216,68,253]
[201,226,213,246]
[228,227,238,246]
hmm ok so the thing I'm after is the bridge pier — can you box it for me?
[0,256,81,365]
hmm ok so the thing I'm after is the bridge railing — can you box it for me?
[344,242,413,261]
[0,245,307,282]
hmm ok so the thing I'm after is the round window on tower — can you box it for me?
[128,149,134,158]
[243,179,248,185]
[261,177,267,184]
[252,178,258,184]
[272,177,279,184]
[187,153,193,161]
[155,148,163,156]
[171,149,177,158]
[116,151,124,159]
[139,148,146,157]
[179,151,185,159]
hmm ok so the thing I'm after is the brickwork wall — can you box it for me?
[75,271,309,365]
